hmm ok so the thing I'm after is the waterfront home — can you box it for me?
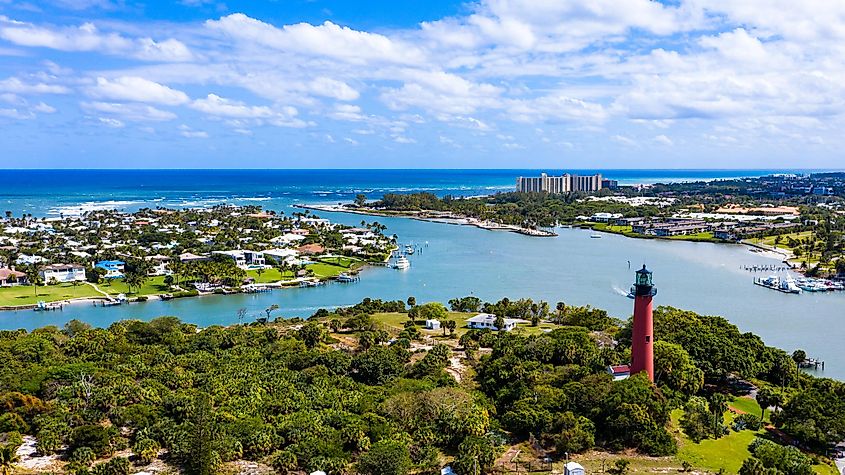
[95,260,125,279]
[0,267,27,286]
[212,250,266,269]
[466,313,522,331]
[40,264,86,283]
[146,255,172,275]
[607,364,631,381]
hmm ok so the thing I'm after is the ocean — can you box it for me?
[0,169,820,218]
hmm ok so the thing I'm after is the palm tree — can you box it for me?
[25,266,42,297]
[0,444,20,475]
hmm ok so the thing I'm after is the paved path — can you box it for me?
[85,282,113,300]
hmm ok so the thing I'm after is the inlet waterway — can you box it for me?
[2,208,843,380]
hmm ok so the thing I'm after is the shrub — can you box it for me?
[733,413,762,432]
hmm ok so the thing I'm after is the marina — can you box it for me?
[3,211,845,379]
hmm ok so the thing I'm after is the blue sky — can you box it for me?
[1,0,844,169]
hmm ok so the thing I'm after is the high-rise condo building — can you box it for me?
[515,173,604,193]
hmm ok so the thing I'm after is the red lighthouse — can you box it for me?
[631,265,656,382]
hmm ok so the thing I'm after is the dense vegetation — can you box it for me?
[0,298,843,474]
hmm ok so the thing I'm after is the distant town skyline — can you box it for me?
[1,0,844,169]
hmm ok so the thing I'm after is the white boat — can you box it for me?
[336,273,357,283]
[393,256,410,269]
[780,275,801,294]
[754,275,800,294]
[405,245,415,255]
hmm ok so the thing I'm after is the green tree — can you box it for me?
[24,266,42,297]
[298,321,324,349]
[755,387,779,420]
[185,393,220,475]
[445,319,457,336]
[357,439,411,475]
[680,396,710,442]
[453,436,494,475]
[554,412,595,454]
[417,302,448,324]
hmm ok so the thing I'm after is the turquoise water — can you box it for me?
[2,210,843,379]
[0,169,821,217]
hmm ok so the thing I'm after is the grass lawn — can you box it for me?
[307,262,356,278]
[247,268,296,283]
[247,258,362,282]
[668,231,718,242]
[673,408,759,474]
[728,396,770,423]
[371,311,563,338]
[99,276,169,297]
[0,283,100,306]
[759,231,814,250]
[316,256,361,268]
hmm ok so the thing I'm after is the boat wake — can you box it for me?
[612,284,629,297]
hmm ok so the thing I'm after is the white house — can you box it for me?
[263,248,300,265]
[40,264,86,283]
[425,319,441,330]
[16,254,46,266]
[212,250,266,269]
[466,313,522,331]
[270,233,307,246]
[563,462,585,475]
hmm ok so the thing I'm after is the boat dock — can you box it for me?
[798,357,825,371]
[753,275,800,294]
[34,301,65,311]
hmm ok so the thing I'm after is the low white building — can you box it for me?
[270,233,307,246]
[590,212,623,222]
[466,313,522,331]
[16,254,46,266]
[212,250,266,269]
[263,248,300,265]
[425,319,441,330]
[563,462,585,475]
[40,264,86,283]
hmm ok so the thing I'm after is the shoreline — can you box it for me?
[0,269,376,312]
[301,203,803,267]
[304,204,804,275]
[296,203,558,237]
